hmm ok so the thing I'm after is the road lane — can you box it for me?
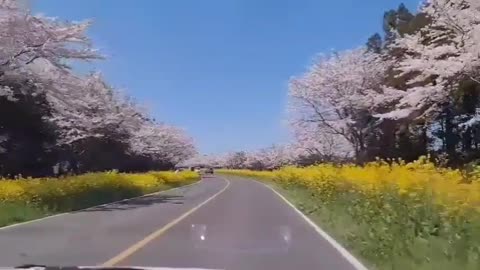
[1,175,362,270]
[120,176,359,270]
[0,177,227,266]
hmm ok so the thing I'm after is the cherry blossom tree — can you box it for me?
[204,1,480,168]
[0,1,197,173]
[291,121,353,163]
[45,73,124,144]
[179,154,224,168]
[260,145,294,169]
[241,145,291,170]
[221,151,247,169]
[288,48,392,161]
[0,0,99,103]
[0,1,99,75]
[0,0,101,149]
[129,122,196,165]
[376,0,480,122]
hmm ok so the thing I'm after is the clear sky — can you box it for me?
[32,0,419,154]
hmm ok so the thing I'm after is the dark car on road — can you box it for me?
[204,167,214,174]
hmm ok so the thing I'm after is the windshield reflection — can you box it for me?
[189,224,291,254]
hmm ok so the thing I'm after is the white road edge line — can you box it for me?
[0,178,204,231]
[239,176,369,270]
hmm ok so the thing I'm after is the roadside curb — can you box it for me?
[0,178,203,231]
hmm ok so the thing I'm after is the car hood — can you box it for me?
[0,267,222,270]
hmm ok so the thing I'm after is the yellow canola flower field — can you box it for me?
[220,157,480,269]
[221,157,480,213]
[0,171,199,211]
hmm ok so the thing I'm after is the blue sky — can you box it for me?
[32,0,419,154]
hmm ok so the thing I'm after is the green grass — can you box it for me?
[0,203,54,228]
[222,174,480,270]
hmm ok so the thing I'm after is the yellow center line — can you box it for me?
[101,178,231,267]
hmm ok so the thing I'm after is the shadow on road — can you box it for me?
[80,194,185,212]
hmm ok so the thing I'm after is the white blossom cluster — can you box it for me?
[0,1,196,164]
[287,0,480,159]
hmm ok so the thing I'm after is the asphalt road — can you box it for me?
[0,175,363,270]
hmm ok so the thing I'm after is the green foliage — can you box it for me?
[366,33,382,54]
[382,3,420,42]
[0,203,51,228]
[275,183,480,270]
[0,84,58,177]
